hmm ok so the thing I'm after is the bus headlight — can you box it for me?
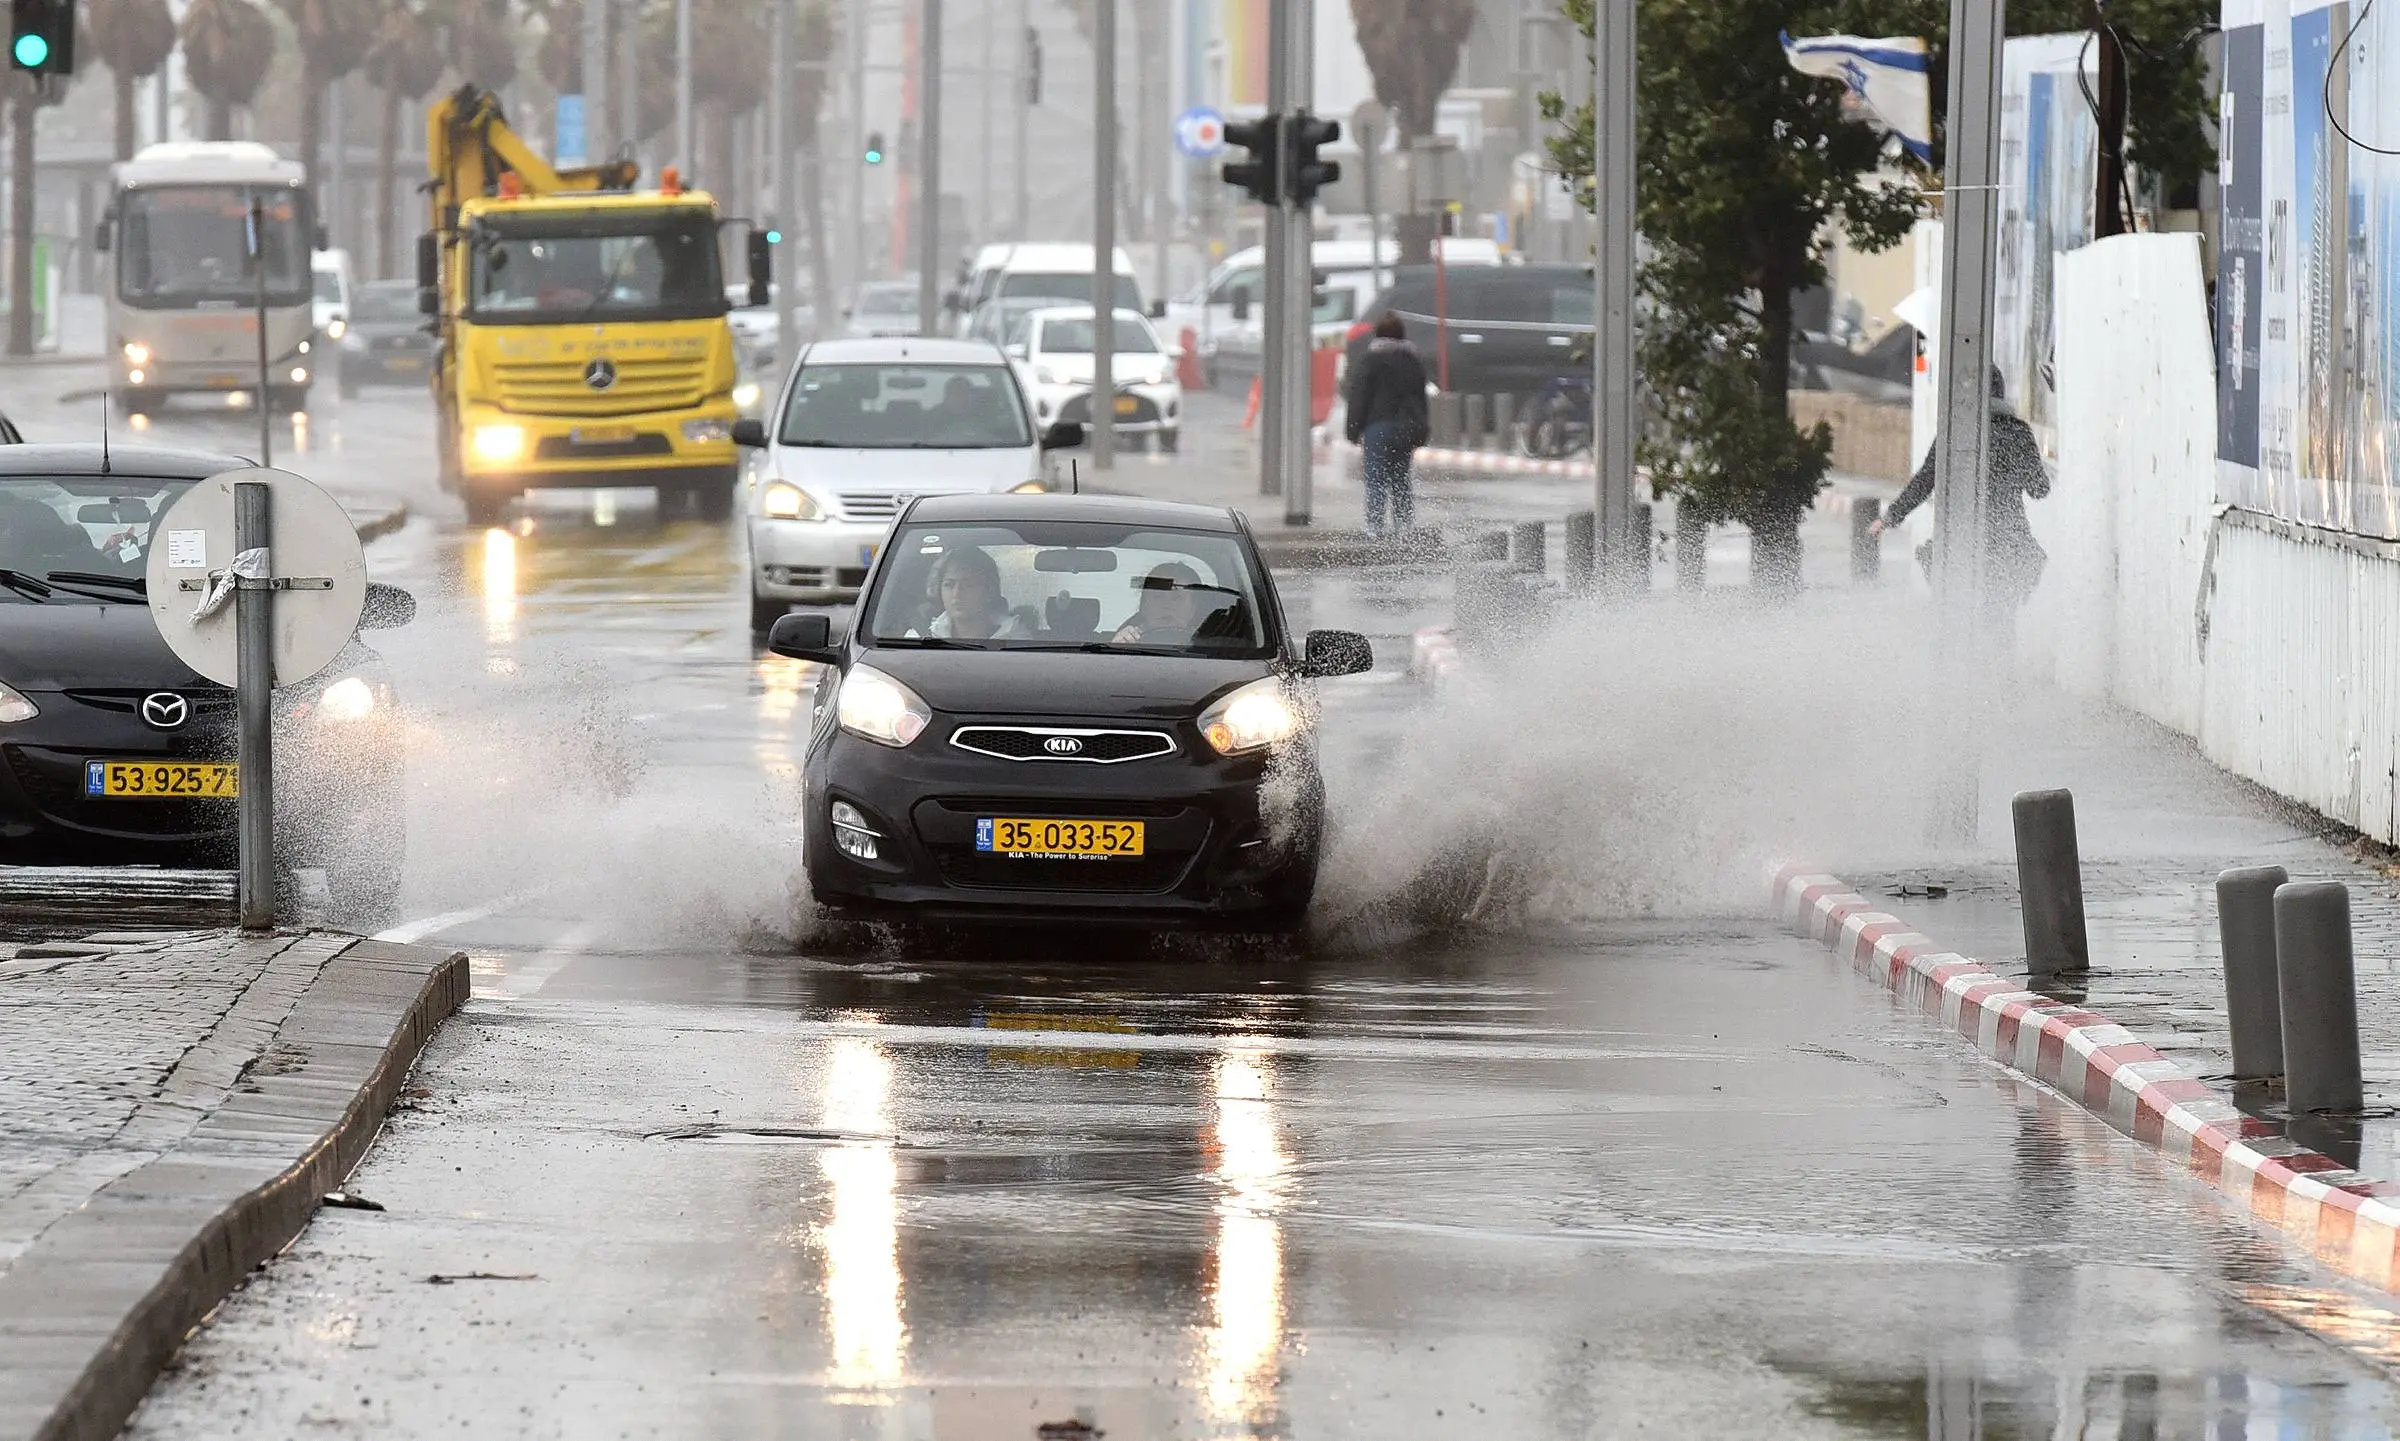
[326,318,347,339]
[289,367,309,384]
[732,381,761,410]
[121,341,150,366]
[470,424,528,463]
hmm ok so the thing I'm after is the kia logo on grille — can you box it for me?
[1043,735,1084,755]
[583,358,618,391]
[140,693,189,730]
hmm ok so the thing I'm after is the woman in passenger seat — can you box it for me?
[921,546,1036,640]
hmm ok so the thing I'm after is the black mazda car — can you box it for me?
[0,444,413,918]
[770,493,1371,931]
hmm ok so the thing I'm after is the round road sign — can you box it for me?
[1174,107,1226,160]
[146,467,367,688]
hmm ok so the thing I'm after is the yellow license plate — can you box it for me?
[85,761,238,799]
[976,817,1144,859]
[203,373,244,388]
[384,355,423,371]
[1113,395,1140,416]
[570,425,635,444]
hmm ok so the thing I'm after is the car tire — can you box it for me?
[338,374,360,400]
[751,592,788,635]
[269,385,309,415]
[693,473,737,523]
[462,487,511,526]
[1158,428,1180,454]
[113,387,157,419]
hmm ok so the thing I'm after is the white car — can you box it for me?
[311,248,352,341]
[734,336,1082,630]
[1007,306,1182,453]
[843,280,922,339]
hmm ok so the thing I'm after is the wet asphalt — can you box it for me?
[17,382,2400,1436]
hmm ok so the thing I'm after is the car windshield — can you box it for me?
[865,521,1271,656]
[857,287,918,317]
[351,284,417,321]
[779,363,1030,449]
[115,185,310,307]
[1037,315,1159,354]
[467,210,725,324]
[1000,272,1143,311]
[0,474,197,601]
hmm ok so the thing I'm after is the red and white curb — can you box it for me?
[1409,626,1462,685]
[1773,865,2400,1293]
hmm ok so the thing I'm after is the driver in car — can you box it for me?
[919,546,1037,640]
[1111,561,1204,646]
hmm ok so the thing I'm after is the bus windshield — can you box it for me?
[115,186,310,308]
[468,211,726,325]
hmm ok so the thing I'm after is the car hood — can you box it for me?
[770,445,1037,493]
[861,647,1268,720]
[0,602,212,691]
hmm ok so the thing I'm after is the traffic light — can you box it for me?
[1024,26,1042,106]
[746,223,773,306]
[863,130,885,165]
[760,215,782,246]
[1286,111,1341,206]
[10,0,73,76]
[1221,115,1279,205]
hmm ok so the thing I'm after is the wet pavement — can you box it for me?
[13,380,2400,1434]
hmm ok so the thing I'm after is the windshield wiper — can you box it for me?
[875,635,989,649]
[0,568,53,600]
[41,572,146,604]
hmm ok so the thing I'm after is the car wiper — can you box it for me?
[0,568,53,600]
[1068,641,1188,656]
[875,635,988,649]
[40,571,146,604]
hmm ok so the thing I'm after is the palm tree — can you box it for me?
[1347,0,1475,260]
[181,0,277,141]
[443,0,518,95]
[692,0,768,189]
[791,1,836,330]
[364,3,445,277]
[85,0,178,161]
[272,0,383,195]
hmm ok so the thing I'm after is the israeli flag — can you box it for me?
[1781,33,1933,163]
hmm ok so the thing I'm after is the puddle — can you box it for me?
[1780,1356,2399,1438]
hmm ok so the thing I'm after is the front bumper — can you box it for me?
[749,515,889,601]
[1030,381,1182,433]
[802,720,1321,928]
[459,395,739,487]
[120,351,314,396]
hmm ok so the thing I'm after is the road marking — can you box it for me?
[373,886,546,945]
[483,921,601,1000]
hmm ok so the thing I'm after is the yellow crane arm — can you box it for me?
[425,83,639,229]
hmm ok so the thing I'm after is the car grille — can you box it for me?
[949,726,1178,764]
[3,745,234,841]
[61,688,237,721]
[837,492,904,520]
[490,355,709,416]
[1058,392,1161,426]
[370,334,430,353]
[535,433,675,460]
[933,852,1189,892]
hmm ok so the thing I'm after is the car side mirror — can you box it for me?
[93,217,112,252]
[361,582,417,631]
[1040,420,1085,451]
[1229,290,1251,322]
[1005,342,1027,359]
[1300,629,1372,678]
[732,417,769,447]
[767,610,843,665]
[414,232,439,315]
[1146,298,1166,319]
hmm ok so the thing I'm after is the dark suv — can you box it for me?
[1345,263,1595,397]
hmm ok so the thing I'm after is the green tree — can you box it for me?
[181,0,276,141]
[273,0,383,197]
[364,2,447,278]
[85,0,178,162]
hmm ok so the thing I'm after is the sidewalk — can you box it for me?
[0,929,465,1441]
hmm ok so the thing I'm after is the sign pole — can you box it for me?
[234,481,275,929]
[1090,0,1116,468]
[1592,0,1635,592]
[1280,0,1315,526]
[249,192,272,468]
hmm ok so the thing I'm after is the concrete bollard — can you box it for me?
[2276,881,2363,1115]
[2217,866,2289,1081]
[1510,521,1544,575]
[1850,498,1882,582]
[2011,789,2090,980]
[1632,503,1654,580]
[1493,393,1515,452]
[1563,510,1595,590]
[1673,520,1706,591]
[1462,393,1488,450]
[1428,393,1462,448]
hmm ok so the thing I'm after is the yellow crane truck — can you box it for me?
[419,85,768,524]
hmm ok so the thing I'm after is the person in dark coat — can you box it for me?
[1343,312,1432,535]
[1868,367,2051,618]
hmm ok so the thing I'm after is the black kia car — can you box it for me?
[0,444,414,918]
[769,493,1371,931]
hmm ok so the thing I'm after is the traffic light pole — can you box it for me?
[1593,0,1636,592]
[917,0,943,337]
[1091,0,1116,468]
[1278,0,1314,525]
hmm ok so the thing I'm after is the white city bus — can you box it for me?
[96,142,320,417]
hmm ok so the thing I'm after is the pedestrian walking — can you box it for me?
[1868,367,2051,623]
[1343,312,1430,536]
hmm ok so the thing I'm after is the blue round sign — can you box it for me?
[1174,107,1226,160]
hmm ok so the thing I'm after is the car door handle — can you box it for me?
[1546,335,1573,346]
[1456,332,1484,344]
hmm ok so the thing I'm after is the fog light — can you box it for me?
[297,339,311,355]
[470,424,528,463]
[830,800,881,861]
[289,366,309,384]
[683,418,732,443]
[122,341,150,365]
[126,368,145,385]
[326,318,347,339]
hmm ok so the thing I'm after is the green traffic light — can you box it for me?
[864,150,882,165]
[764,230,782,245]
[13,32,48,68]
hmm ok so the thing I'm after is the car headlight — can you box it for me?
[297,338,311,355]
[1199,676,1304,756]
[121,341,150,366]
[326,318,347,339]
[835,664,930,747]
[760,481,821,520]
[1009,479,1046,494]
[0,680,36,723]
[683,418,732,444]
[316,676,377,721]
[289,366,309,384]
[732,381,761,410]
[470,424,527,463]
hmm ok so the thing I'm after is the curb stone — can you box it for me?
[0,935,467,1441]
[1771,864,2400,1297]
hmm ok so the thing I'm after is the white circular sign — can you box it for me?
[146,467,368,688]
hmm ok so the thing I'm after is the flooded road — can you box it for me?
[17,386,2400,1436]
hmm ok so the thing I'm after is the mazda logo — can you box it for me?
[1043,735,1084,755]
[583,358,618,391]
[139,692,189,730]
